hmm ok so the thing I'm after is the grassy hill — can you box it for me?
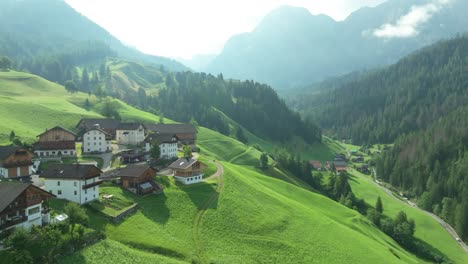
[0,70,451,263]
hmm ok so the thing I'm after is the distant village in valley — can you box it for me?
[0,118,205,234]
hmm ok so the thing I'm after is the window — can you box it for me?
[49,190,53,194]
[99,137,101,140]
[64,151,68,154]
[57,181,61,186]
[85,190,87,194]
[28,207,40,215]
[74,191,77,195]
[94,137,96,140]
[74,182,77,187]
[93,187,96,191]
[58,190,62,195]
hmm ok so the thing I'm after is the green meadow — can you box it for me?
[1,70,463,263]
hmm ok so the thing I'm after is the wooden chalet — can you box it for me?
[33,126,77,157]
[0,146,34,178]
[326,161,348,172]
[309,160,322,170]
[116,165,162,195]
[168,157,203,185]
[0,182,54,232]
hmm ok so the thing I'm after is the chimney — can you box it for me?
[94,124,100,129]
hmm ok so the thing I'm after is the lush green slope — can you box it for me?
[0,70,169,144]
[348,168,468,264]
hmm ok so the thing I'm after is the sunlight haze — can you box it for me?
[65,0,386,59]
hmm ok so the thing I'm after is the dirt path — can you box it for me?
[371,170,468,252]
[192,161,224,263]
[228,147,252,163]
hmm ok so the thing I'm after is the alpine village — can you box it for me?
[0,0,468,264]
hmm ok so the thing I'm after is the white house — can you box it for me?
[144,133,178,159]
[0,182,54,232]
[82,126,112,153]
[116,123,145,146]
[168,158,204,185]
[41,164,102,205]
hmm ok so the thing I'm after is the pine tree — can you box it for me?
[376,196,383,213]
[9,130,15,141]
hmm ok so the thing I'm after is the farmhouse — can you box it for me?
[41,164,102,204]
[76,118,121,139]
[116,123,145,146]
[0,146,34,178]
[145,124,196,145]
[0,182,54,232]
[33,126,77,157]
[144,133,178,159]
[82,125,112,154]
[169,157,203,185]
[116,164,162,195]
[309,160,322,170]
[326,161,348,172]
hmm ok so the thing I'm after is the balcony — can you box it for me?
[0,215,27,230]
[82,180,104,190]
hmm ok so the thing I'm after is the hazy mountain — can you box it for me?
[0,0,188,71]
[178,54,217,72]
[206,0,468,89]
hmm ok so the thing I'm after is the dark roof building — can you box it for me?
[145,124,196,144]
[118,123,144,130]
[76,118,121,138]
[0,146,34,178]
[309,160,322,170]
[0,182,55,231]
[41,164,102,180]
[116,165,161,195]
[145,133,179,144]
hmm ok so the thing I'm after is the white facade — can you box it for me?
[174,174,204,185]
[3,203,49,232]
[0,165,34,178]
[45,177,99,204]
[34,149,76,157]
[117,125,145,145]
[83,130,112,153]
[145,142,178,159]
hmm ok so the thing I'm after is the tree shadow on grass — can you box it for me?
[347,173,360,184]
[179,181,218,210]
[119,189,171,225]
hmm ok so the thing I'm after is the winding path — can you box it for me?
[371,169,468,252]
[192,160,224,263]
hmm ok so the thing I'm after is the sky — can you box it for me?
[65,0,387,59]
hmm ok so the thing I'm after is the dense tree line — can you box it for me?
[376,107,468,242]
[140,72,321,143]
[297,35,468,145]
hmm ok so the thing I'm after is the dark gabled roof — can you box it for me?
[144,132,178,144]
[0,182,29,212]
[76,118,121,130]
[37,126,77,137]
[0,145,20,160]
[328,161,347,167]
[116,164,157,178]
[41,164,101,180]
[84,128,112,140]
[0,182,55,213]
[145,124,196,134]
[34,141,76,151]
[118,123,144,130]
[169,158,198,170]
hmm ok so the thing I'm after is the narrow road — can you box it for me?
[371,169,468,252]
[192,161,224,263]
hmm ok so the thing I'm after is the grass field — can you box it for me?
[1,70,458,263]
[347,168,468,264]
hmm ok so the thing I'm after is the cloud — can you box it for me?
[372,0,451,38]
